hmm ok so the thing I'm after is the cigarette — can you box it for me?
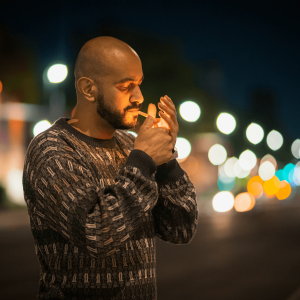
[138,111,149,118]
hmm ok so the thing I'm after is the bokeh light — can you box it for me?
[234,192,255,212]
[33,120,52,137]
[293,162,300,186]
[208,144,227,166]
[47,64,68,83]
[276,181,292,200]
[291,139,300,159]
[275,169,288,181]
[234,160,251,178]
[246,123,264,144]
[266,130,283,151]
[217,175,235,191]
[261,154,277,170]
[283,163,295,183]
[212,191,235,212]
[179,101,201,122]
[183,155,200,176]
[6,168,24,205]
[259,161,275,181]
[176,137,192,160]
[216,113,236,134]
[224,157,238,178]
[239,150,257,171]
[247,175,264,197]
[264,176,281,196]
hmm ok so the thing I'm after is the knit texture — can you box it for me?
[22,117,198,300]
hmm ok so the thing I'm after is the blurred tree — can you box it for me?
[0,22,40,104]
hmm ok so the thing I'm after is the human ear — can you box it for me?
[77,77,96,102]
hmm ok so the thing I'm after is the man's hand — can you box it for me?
[157,95,179,148]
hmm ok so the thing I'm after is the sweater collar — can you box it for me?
[53,117,117,149]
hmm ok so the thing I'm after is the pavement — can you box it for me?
[1,198,300,300]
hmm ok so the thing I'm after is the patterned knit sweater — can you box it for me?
[22,117,198,300]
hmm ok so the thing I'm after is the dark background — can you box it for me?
[1,1,300,299]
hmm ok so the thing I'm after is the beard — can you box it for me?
[95,89,140,131]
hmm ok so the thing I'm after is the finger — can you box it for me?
[161,96,176,111]
[158,101,178,125]
[159,111,176,130]
[142,115,155,129]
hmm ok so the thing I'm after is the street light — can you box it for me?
[246,123,264,145]
[47,64,68,83]
[179,101,201,122]
[43,62,68,122]
[216,112,236,134]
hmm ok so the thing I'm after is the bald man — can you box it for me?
[23,36,198,300]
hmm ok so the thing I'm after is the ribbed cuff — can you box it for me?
[124,149,157,180]
[155,159,185,183]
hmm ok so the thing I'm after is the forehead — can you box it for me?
[107,51,143,83]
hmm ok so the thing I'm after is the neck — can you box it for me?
[67,113,115,140]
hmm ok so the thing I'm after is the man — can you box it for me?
[22,36,198,300]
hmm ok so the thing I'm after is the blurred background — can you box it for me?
[1,1,300,299]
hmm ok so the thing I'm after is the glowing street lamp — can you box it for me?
[176,137,192,160]
[216,113,236,134]
[179,101,201,122]
[47,64,68,83]
[266,130,283,151]
[246,123,264,145]
[33,120,52,137]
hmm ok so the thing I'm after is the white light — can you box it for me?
[33,120,52,137]
[259,161,275,181]
[261,154,277,169]
[179,101,201,122]
[218,163,227,177]
[233,160,251,178]
[208,144,227,166]
[224,157,238,178]
[291,139,300,159]
[266,130,283,151]
[246,123,264,144]
[6,168,25,205]
[239,150,257,171]
[212,191,235,212]
[127,131,138,138]
[216,113,236,134]
[47,64,68,83]
[294,162,300,186]
[176,137,192,160]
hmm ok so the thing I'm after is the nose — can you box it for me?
[130,85,144,106]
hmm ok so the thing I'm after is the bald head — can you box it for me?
[74,36,139,84]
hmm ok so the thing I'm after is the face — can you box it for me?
[95,52,144,130]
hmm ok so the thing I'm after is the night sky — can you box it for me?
[1,0,299,139]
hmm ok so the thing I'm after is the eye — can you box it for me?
[120,82,142,91]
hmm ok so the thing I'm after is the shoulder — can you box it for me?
[24,126,78,168]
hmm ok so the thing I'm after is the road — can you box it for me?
[1,198,300,300]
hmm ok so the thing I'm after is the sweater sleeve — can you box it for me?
[153,159,198,244]
[23,146,159,259]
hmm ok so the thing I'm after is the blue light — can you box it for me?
[283,163,295,183]
[217,176,235,191]
[275,169,287,181]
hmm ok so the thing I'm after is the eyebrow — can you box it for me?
[116,75,144,84]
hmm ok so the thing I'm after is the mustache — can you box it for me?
[127,105,142,111]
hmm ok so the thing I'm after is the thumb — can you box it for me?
[142,115,155,129]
